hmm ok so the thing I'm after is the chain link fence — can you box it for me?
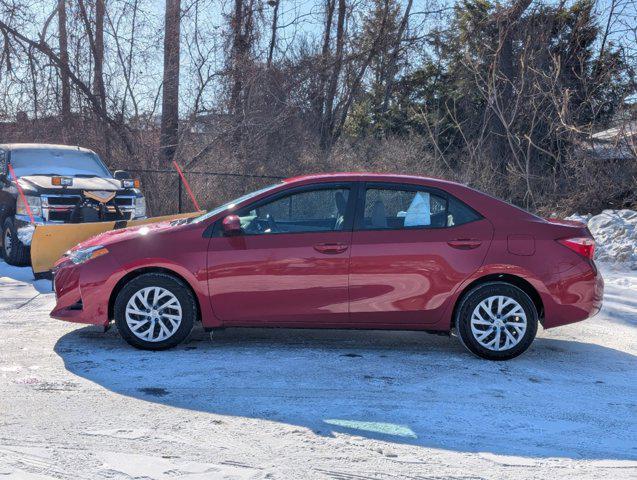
[126,169,285,216]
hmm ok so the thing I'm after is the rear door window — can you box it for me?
[360,185,480,230]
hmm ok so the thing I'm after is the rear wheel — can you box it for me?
[455,282,538,360]
[2,217,30,266]
[114,273,196,350]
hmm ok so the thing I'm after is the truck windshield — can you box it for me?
[9,148,112,178]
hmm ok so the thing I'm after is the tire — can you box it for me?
[114,273,197,350]
[455,282,538,361]
[2,217,30,266]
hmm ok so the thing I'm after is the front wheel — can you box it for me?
[2,217,30,266]
[455,282,538,360]
[114,273,196,350]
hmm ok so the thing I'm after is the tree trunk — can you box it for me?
[160,0,181,165]
[93,0,106,110]
[57,0,71,132]
[380,0,412,114]
[266,0,279,68]
[313,0,335,124]
[230,0,244,115]
[320,0,346,150]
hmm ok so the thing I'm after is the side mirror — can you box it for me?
[113,170,132,180]
[222,215,242,236]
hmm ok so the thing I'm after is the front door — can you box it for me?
[348,183,493,327]
[207,183,355,326]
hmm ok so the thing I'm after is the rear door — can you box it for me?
[207,183,356,326]
[348,182,493,327]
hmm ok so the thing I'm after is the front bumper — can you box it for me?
[14,214,147,227]
[50,254,124,328]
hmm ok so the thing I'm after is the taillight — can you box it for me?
[557,237,595,259]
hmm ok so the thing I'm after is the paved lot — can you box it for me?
[1,261,636,479]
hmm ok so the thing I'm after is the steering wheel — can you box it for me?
[266,213,278,232]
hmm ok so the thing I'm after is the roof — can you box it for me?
[0,143,95,153]
[277,172,539,223]
[283,172,458,187]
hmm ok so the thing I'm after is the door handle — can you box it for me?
[447,238,482,249]
[314,243,349,254]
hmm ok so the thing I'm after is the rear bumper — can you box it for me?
[542,259,604,329]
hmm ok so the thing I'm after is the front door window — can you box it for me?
[238,187,350,234]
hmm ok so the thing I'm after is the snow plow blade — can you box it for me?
[30,211,203,276]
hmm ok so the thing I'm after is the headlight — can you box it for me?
[67,245,109,265]
[134,197,146,218]
[16,195,42,217]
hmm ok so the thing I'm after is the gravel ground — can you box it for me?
[0,261,636,479]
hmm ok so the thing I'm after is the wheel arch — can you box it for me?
[108,266,202,323]
[450,273,544,329]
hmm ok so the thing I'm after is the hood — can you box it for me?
[18,175,125,192]
[73,220,180,250]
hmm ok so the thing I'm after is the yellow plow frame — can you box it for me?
[31,211,203,276]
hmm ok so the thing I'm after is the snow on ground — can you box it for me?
[567,209,637,268]
[0,260,636,479]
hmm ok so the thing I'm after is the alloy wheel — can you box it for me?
[125,286,183,342]
[470,295,527,351]
[4,227,12,257]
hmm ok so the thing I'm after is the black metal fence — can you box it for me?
[126,168,285,216]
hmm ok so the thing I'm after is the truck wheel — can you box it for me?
[2,217,30,266]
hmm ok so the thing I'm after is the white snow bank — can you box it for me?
[17,224,35,246]
[566,209,637,269]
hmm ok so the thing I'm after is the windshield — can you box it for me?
[9,148,112,178]
[193,182,283,223]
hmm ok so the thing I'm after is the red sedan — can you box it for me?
[51,173,603,360]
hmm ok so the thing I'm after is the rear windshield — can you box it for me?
[9,148,112,178]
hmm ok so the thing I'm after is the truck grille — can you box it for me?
[42,194,135,223]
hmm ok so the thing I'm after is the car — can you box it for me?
[50,173,603,360]
[0,143,146,266]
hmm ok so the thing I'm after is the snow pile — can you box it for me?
[566,209,637,268]
[17,224,35,246]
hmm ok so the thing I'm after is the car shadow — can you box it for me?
[54,326,637,461]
